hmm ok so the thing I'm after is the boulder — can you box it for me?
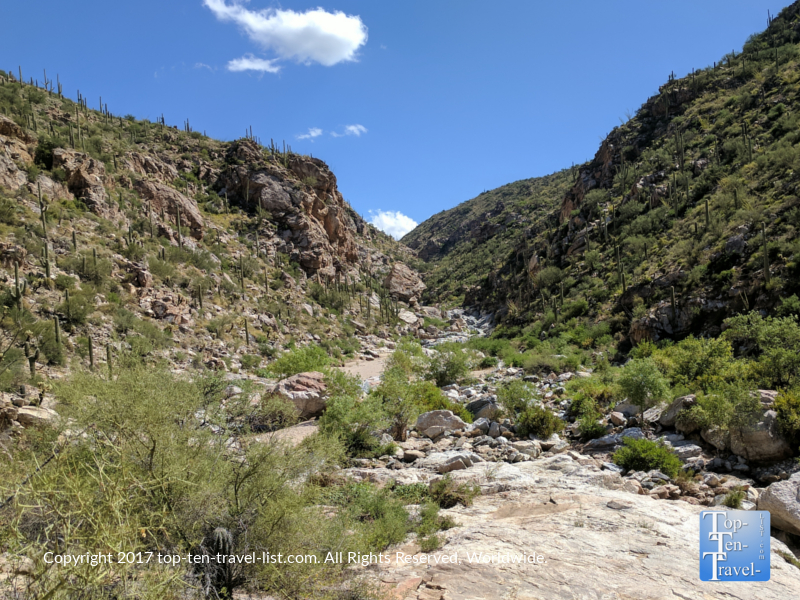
[272,372,328,419]
[383,263,426,303]
[415,410,467,439]
[397,310,418,325]
[609,411,626,426]
[613,401,640,417]
[671,442,703,460]
[584,433,622,450]
[730,410,793,463]
[701,426,730,451]
[417,450,483,474]
[135,180,205,239]
[510,440,541,458]
[758,477,800,535]
[466,398,500,420]
[659,394,696,427]
[15,406,57,427]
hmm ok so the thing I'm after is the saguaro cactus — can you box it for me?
[762,223,770,284]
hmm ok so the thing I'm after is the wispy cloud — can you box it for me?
[194,62,214,71]
[331,124,368,138]
[226,54,281,73]
[297,127,323,140]
[204,1,368,72]
[369,210,418,240]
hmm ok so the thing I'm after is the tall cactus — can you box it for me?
[671,286,677,324]
[762,223,770,284]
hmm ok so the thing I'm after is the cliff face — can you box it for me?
[0,113,386,284]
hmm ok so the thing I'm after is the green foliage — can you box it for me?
[722,487,746,509]
[319,373,389,457]
[426,342,470,386]
[262,344,331,379]
[428,475,480,509]
[774,389,800,447]
[677,383,760,433]
[724,313,800,388]
[496,379,536,415]
[577,413,608,441]
[515,404,564,438]
[612,438,682,477]
[616,358,669,413]
[1,364,347,599]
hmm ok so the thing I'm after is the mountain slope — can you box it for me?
[0,71,424,385]
[407,1,800,352]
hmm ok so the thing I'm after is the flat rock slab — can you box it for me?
[354,456,800,599]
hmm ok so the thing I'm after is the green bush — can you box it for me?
[616,358,669,413]
[319,373,389,457]
[426,342,470,386]
[577,413,607,441]
[428,475,480,508]
[612,438,682,477]
[515,404,564,438]
[774,389,800,446]
[263,344,331,379]
[722,487,746,509]
[496,379,536,416]
[1,364,347,599]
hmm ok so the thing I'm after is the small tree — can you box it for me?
[616,358,669,421]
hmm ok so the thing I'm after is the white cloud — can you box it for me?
[331,124,367,137]
[369,210,418,240]
[297,127,323,140]
[195,62,214,71]
[204,1,368,67]
[226,54,281,73]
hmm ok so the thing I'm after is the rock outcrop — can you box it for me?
[134,180,205,239]
[52,148,114,217]
[730,410,793,463]
[758,475,800,535]
[271,371,328,419]
[384,263,426,303]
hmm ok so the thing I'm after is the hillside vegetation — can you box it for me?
[407,2,800,362]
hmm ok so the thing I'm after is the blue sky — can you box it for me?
[0,1,792,238]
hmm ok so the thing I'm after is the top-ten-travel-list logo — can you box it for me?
[699,510,770,581]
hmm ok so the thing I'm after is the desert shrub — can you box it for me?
[416,501,456,552]
[426,342,470,386]
[567,394,598,419]
[534,266,563,289]
[676,383,760,433]
[479,355,499,368]
[319,378,389,457]
[515,404,564,438]
[263,344,331,379]
[0,196,21,225]
[428,475,480,508]
[324,483,411,551]
[774,389,800,446]
[659,335,734,392]
[722,487,746,509]
[496,379,537,415]
[612,438,682,477]
[385,337,428,377]
[1,364,347,599]
[240,354,262,370]
[616,358,669,413]
[577,413,607,441]
[723,312,800,388]
[414,381,473,423]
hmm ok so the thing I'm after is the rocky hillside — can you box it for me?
[0,70,434,391]
[406,1,800,351]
